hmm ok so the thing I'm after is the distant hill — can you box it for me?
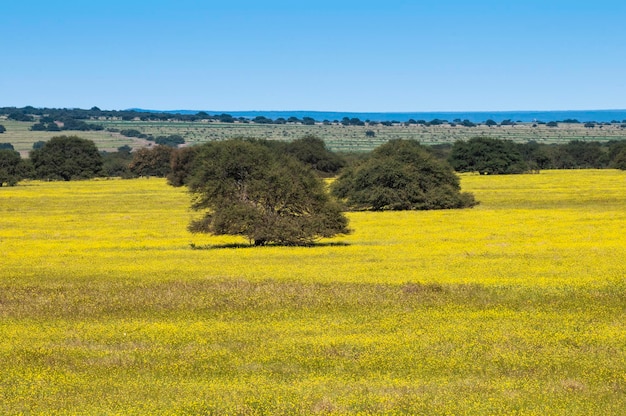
[130,109,626,123]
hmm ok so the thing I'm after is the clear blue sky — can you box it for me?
[2,0,625,112]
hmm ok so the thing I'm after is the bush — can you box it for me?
[332,139,477,211]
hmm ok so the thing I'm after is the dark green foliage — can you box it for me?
[449,137,530,174]
[284,135,345,176]
[608,140,626,170]
[610,148,626,170]
[128,145,173,177]
[101,150,135,178]
[154,134,185,147]
[29,136,103,181]
[0,149,26,186]
[0,143,14,150]
[60,118,103,131]
[0,124,6,133]
[252,116,274,124]
[561,140,606,168]
[185,139,350,246]
[120,129,148,138]
[7,112,34,122]
[332,139,477,211]
[32,141,46,150]
[167,146,201,187]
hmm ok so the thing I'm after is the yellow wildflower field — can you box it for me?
[0,170,625,414]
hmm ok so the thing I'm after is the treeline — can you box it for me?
[4,106,626,127]
[445,137,626,173]
[0,135,347,186]
[1,135,625,188]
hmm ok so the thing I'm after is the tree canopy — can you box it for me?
[30,136,103,181]
[0,149,26,186]
[128,145,173,177]
[283,135,345,176]
[331,139,477,211]
[448,137,530,174]
[184,139,350,246]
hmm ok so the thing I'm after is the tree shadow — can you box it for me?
[189,241,350,250]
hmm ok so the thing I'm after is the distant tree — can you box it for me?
[0,124,6,133]
[154,134,185,147]
[218,113,235,123]
[0,143,14,150]
[120,129,147,138]
[500,119,516,126]
[30,136,103,181]
[284,135,345,176]
[61,118,103,131]
[32,141,46,150]
[117,145,132,154]
[0,149,26,186]
[7,112,34,122]
[484,119,497,126]
[184,139,350,246]
[448,137,530,174]
[332,139,477,211]
[365,130,376,137]
[302,117,316,125]
[128,145,173,177]
[546,121,558,127]
[30,122,47,131]
[253,116,274,124]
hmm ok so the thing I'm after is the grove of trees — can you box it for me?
[449,137,530,174]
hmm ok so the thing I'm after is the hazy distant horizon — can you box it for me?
[132,108,626,124]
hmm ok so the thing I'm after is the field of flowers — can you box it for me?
[0,170,625,414]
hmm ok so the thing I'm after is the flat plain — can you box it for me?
[2,118,626,156]
[0,170,625,414]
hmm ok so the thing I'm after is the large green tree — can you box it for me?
[0,149,26,186]
[184,139,350,246]
[30,136,102,181]
[331,139,477,211]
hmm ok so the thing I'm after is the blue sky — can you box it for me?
[2,0,625,112]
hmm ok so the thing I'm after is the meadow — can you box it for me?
[0,170,625,414]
